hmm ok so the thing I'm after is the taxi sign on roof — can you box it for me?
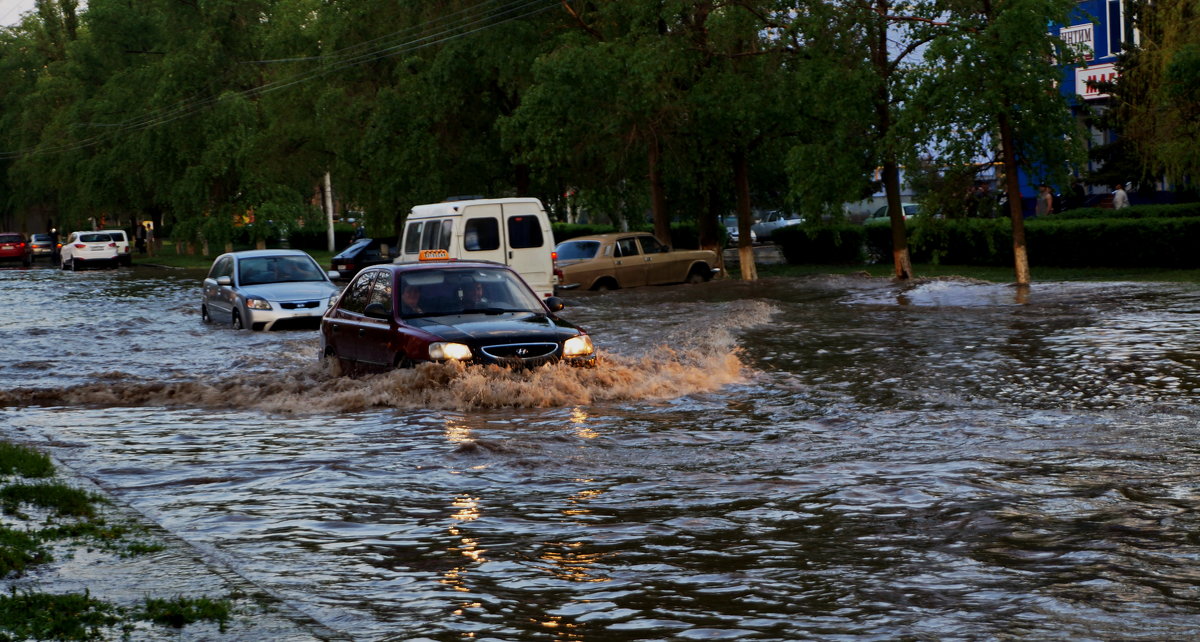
[418,249,451,261]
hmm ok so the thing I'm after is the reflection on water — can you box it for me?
[2,266,1200,639]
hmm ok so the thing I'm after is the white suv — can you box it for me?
[59,231,120,270]
[98,229,133,266]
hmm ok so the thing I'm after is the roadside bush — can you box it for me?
[865,215,1200,268]
[1027,217,1200,268]
[1053,202,1200,220]
[773,225,866,264]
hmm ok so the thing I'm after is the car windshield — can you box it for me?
[238,255,326,285]
[79,233,112,243]
[554,240,600,261]
[398,267,545,318]
[903,204,920,216]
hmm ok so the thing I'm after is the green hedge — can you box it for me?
[772,225,866,264]
[856,216,1200,269]
[1053,202,1200,220]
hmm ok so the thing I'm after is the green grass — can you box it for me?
[744,262,1200,283]
[139,596,232,631]
[0,440,236,637]
[0,443,55,478]
[0,590,123,641]
[0,482,104,519]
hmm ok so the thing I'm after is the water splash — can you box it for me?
[0,300,775,413]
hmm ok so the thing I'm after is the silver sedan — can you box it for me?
[201,249,341,331]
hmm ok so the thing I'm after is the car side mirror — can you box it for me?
[216,275,232,286]
[544,296,565,312]
[327,270,341,279]
[364,302,390,319]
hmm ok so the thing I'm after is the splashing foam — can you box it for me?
[1,301,776,413]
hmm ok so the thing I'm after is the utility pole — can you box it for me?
[324,172,335,252]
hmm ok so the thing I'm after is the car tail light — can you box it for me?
[108,242,117,247]
[73,243,86,248]
[551,251,557,262]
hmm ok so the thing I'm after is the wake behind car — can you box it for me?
[0,233,31,267]
[321,256,595,372]
[59,231,119,270]
[202,249,341,331]
[554,232,720,291]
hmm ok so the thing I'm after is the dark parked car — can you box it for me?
[321,258,596,373]
[28,233,55,262]
[0,233,31,267]
[330,237,394,280]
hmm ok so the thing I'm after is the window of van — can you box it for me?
[404,222,423,254]
[506,216,544,249]
[421,219,452,250]
[464,218,500,251]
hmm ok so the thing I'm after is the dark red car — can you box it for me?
[320,258,595,372]
[0,233,31,267]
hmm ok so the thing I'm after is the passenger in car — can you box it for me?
[401,283,424,315]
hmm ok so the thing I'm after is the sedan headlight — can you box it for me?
[563,334,595,357]
[245,296,272,310]
[429,342,472,361]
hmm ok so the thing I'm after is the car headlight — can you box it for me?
[563,334,595,357]
[429,342,472,361]
[245,296,272,310]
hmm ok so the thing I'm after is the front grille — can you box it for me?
[280,300,320,310]
[480,342,560,367]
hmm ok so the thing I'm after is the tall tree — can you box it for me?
[914,0,1086,284]
[1118,0,1200,191]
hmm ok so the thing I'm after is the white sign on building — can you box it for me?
[1076,62,1118,100]
[1060,24,1095,61]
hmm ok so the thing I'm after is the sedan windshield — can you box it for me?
[239,256,326,285]
[399,267,545,318]
[554,240,600,261]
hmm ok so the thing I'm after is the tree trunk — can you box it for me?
[648,135,671,246]
[873,0,912,280]
[882,159,913,279]
[733,148,757,281]
[998,111,1031,285]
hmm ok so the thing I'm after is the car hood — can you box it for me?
[239,281,338,301]
[410,313,582,343]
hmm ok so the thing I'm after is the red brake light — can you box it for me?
[73,243,86,248]
[551,251,557,262]
[108,242,117,248]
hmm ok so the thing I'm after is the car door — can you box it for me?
[356,272,398,369]
[613,236,648,287]
[203,256,236,322]
[325,270,379,365]
[637,235,680,285]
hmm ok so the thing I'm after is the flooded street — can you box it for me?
[2,264,1199,640]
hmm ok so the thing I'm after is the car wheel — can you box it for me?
[323,347,345,377]
[394,355,416,369]
[686,268,707,284]
[69,258,78,271]
[201,305,212,324]
[592,278,618,292]
[231,310,244,330]
[59,257,68,270]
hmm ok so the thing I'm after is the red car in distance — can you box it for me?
[0,233,31,268]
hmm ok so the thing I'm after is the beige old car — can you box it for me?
[553,232,720,291]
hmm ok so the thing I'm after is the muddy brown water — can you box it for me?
[2,264,1199,640]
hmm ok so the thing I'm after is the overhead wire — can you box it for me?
[0,0,561,160]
